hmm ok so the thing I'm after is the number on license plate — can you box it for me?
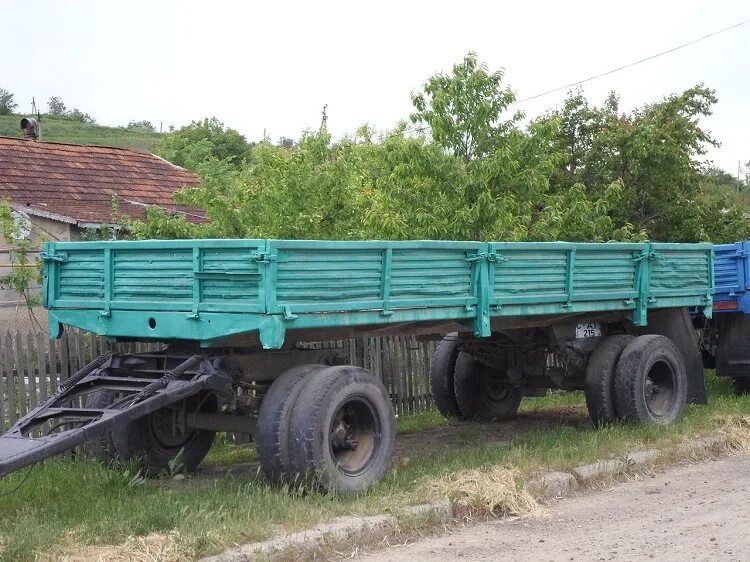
[575,323,602,339]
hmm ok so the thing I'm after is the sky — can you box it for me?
[2,0,749,173]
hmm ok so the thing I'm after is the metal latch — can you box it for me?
[248,251,277,264]
[40,251,66,263]
[634,250,665,263]
[466,251,507,263]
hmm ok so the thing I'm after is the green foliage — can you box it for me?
[411,52,517,161]
[537,86,750,242]
[126,120,156,133]
[45,96,96,124]
[0,88,17,116]
[47,95,67,117]
[154,117,252,170]
[66,108,96,124]
[132,53,748,245]
[0,202,41,307]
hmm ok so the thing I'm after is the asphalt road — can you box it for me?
[358,453,750,562]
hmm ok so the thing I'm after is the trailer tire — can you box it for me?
[614,335,687,425]
[288,366,395,494]
[732,377,750,396]
[256,364,327,484]
[83,390,119,462]
[112,393,217,474]
[584,335,634,427]
[453,352,521,421]
[430,334,463,419]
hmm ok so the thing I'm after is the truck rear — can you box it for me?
[701,241,750,393]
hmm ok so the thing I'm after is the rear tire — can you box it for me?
[732,377,750,396]
[584,335,634,427]
[430,334,463,419]
[83,391,119,462]
[453,353,521,421]
[112,393,216,474]
[614,335,687,425]
[256,364,327,484]
[289,366,396,494]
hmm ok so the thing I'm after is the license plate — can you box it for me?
[575,323,602,339]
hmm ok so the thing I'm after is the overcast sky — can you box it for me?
[2,0,748,173]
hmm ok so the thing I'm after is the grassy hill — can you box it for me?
[0,115,163,152]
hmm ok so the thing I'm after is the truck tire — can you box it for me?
[453,352,521,421]
[614,335,687,425]
[83,390,119,462]
[256,364,327,484]
[111,393,216,474]
[430,334,463,419]
[732,377,750,396]
[584,335,634,427]
[288,365,395,494]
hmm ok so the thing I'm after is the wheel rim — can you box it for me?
[328,395,381,476]
[480,367,513,404]
[643,359,677,418]
[149,406,193,451]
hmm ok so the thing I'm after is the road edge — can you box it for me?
[201,432,736,561]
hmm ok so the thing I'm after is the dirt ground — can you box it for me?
[392,406,590,461]
[357,452,750,562]
[198,406,591,478]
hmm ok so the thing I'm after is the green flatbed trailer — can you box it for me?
[0,239,714,492]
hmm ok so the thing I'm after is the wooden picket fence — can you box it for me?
[0,330,437,430]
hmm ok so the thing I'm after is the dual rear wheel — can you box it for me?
[430,332,688,428]
[585,334,688,426]
[430,334,521,422]
[257,365,396,494]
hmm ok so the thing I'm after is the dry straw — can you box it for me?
[420,465,539,519]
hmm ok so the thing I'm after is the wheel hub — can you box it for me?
[480,367,513,402]
[328,398,379,476]
[644,360,676,418]
[330,417,358,451]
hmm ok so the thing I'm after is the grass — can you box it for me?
[0,370,748,561]
[0,115,163,152]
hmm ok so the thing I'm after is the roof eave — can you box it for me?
[13,204,122,229]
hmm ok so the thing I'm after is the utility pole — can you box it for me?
[739,161,742,193]
[31,97,42,140]
[320,104,328,132]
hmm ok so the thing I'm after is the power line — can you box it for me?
[514,18,750,104]
[120,198,208,221]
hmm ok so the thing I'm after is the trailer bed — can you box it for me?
[42,239,714,347]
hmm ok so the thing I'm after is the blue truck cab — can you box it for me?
[704,241,750,393]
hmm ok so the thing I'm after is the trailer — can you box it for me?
[698,241,750,394]
[0,239,713,492]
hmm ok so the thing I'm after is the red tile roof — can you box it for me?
[0,136,204,227]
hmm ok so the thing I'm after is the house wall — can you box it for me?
[0,215,74,332]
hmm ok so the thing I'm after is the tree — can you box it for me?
[411,52,517,161]
[47,96,67,117]
[536,86,750,242]
[127,120,157,132]
[0,88,17,116]
[46,96,96,123]
[66,108,96,124]
[132,54,748,246]
[155,118,252,170]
